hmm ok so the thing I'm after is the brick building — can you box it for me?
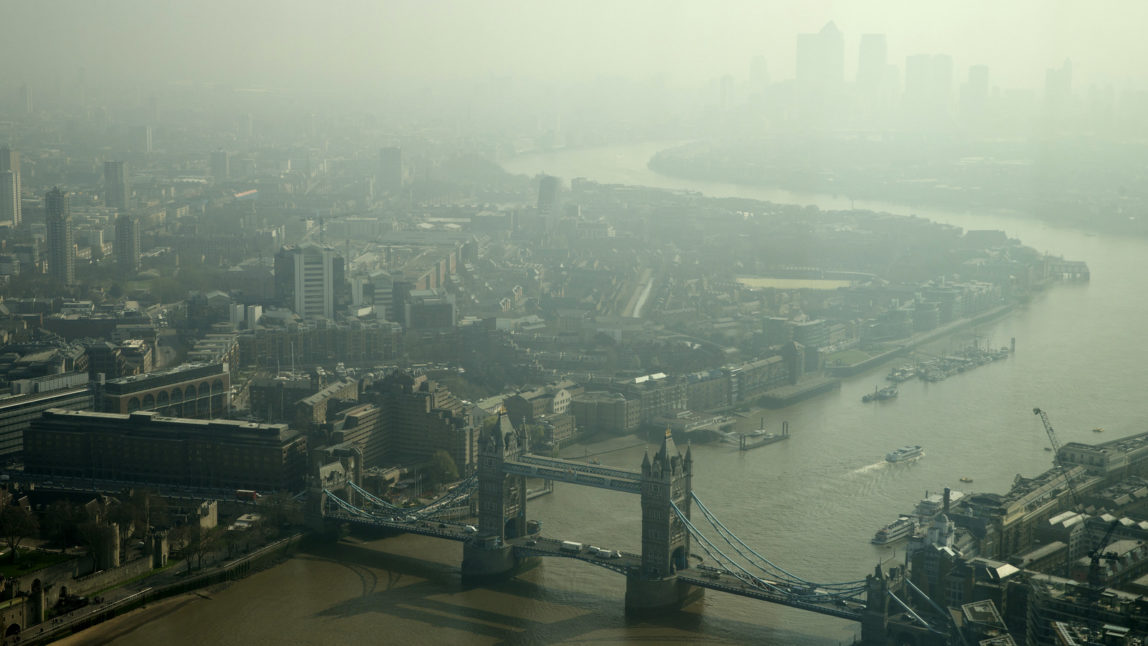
[26,409,307,492]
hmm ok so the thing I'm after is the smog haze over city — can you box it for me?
[1,2,1147,645]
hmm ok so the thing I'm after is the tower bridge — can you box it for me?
[313,413,955,644]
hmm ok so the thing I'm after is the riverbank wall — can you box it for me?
[828,303,1016,378]
[24,534,304,645]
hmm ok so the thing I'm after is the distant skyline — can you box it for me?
[3,0,1147,92]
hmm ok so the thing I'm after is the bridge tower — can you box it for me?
[463,411,529,580]
[626,429,702,612]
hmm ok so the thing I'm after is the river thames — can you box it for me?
[78,143,1148,645]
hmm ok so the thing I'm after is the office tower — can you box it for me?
[0,170,19,227]
[0,146,17,174]
[18,84,32,114]
[378,147,402,193]
[135,126,152,154]
[45,188,75,286]
[796,21,844,90]
[274,244,346,319]
[857,34,887,92]
[104,161,128,210]
[537,175,560,214]
[0,148,19,226]
[115,214,140,274]
[210,150,230,180]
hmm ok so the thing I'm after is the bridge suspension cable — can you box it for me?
[671,501,866,606]
[689,492,868,592]
[324,489,372,517]
[346,476,477,518]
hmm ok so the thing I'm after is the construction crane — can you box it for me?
[1033,407,1080,510]
[1081,518,1123,635]
[1087,518,1121,592]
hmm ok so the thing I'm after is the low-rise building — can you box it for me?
[93,362,230,419]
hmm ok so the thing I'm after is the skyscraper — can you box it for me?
[0,147,19,227]
[274,245,347,320]
[796,22,844,90]
[115,214,140,275]
[104,161,128,211]
[45,188,75,286]
[537,175,560,214]
[378,147,402,193]
[0,172,18,227]
[135,126,153,154]
[0,146,17,174]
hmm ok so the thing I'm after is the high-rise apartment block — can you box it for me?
[45,187,75,286]
[115,213,140,274]
[104,160,128,210]
[274,244,347,320]
[537,175,560,214]
[0,147,21,227]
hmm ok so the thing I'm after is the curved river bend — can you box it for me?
[94,144,1148,645]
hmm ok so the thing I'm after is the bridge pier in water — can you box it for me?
[461,540,522,582]
[464,413,533,582]
[626,429,701,613]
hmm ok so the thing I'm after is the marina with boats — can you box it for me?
[886,338,1014,385]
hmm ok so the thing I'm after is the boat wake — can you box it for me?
[850,461,887,475]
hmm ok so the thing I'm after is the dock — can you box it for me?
[739,421,791,451]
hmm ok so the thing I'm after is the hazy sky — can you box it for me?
[5,0,1147,91]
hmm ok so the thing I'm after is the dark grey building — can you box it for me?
[45,187,74,286]
[115,213,140,274]
[0,386,92,461]
[104,160,128,210]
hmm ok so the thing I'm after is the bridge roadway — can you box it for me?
[326,509,477,540]
[509,535,639,575]
[677,566,864,622]
[325,509,865,620]
[502,454,642,494]
[326,510,641,573]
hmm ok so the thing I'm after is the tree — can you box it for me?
[257,492,302,538]
[0,504,39,562]
[523,423,547,447]
[427,450,459,487]
[175,524,224,573]
[41,500,83,548]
